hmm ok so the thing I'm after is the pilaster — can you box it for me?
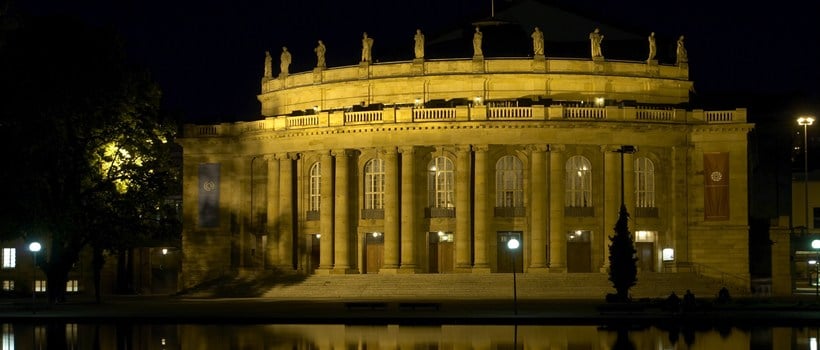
[317,151,334,273]
[529,145,548,271]
[399,146,417,273]
[600,145,619,272]
[264,155,280,268]
[332,149,355,273]
[277,153,296,270]
[455,145,472,270]
[472,144,491,272]
[548,145,566,272]
[381,147,400,273]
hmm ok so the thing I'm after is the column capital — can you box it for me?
[548,144,565,152]
[331,149,350,157]
[528,144,548,152]
[455,145,471,154]
[471,144,489,153]
[319,150,333,160]
[275,152,298,161]
[398,145,415,154]
[378,147,398,157]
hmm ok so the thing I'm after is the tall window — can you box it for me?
[364,158,385,209]
[496,156,523,207]
[427,157,454,208]
[2,248,14,269]
[635,157,655,207]
[66,280,79,292]
[309,162,321,212]
[565,156,592,207]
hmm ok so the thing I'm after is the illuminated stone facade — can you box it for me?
[177,45,753,291]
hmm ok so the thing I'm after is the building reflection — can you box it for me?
[2,323,814,349]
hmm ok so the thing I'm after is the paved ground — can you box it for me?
[4,294,820,326]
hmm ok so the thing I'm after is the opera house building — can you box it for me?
[177,24,753,293]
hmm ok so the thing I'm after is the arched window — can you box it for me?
[309,162,321,212]
[565,155,592,207]
[635,157,655,208]
[364,158,385,210]
[427,156,454,208]
[495,155,523,208]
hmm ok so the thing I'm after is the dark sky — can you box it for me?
[13,0,820,124]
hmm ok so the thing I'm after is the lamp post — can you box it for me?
[798,116,815,234]
[615,145,636,206]
[813,239,820,300]
[507,237,520,316]
[28,242,41,313]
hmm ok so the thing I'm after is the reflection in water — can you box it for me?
[1,323,817,349]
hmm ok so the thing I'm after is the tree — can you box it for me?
[0,14,179,303]
[607,203,638,302]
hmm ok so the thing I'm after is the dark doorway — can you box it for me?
[567,230,591,272]
[636,242,655,272]
[428,232,454,273]
[497,231,523,273]
[364,232,384,274]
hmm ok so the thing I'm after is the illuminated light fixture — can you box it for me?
[430,166,437,171]
[810,260,818,265]
[313,105,320,113]
[662,248,674,262]
[161,248,168,255]
[438,231,445,236]
[594,97,605,107]
[372,232,381,238]
[813,240,820,250]
[316,234,321,239]
[414,98,422,107]
[473,96,482,106]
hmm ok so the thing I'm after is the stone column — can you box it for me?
[332,149,353,273]
[265,155,280,268]
[318,151,334,272]
[277,153,295,270]
[455,145,472,270]
[601,146,619,271]
[529,145,548,270]
[624,151,636,219]
[472,145,490,272]
[548,145,566,271]
[381,147,400,272]
[399,146,417,272]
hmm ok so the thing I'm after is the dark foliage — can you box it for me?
[608,203,638,302]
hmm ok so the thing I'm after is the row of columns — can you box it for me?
[258,144,637,273]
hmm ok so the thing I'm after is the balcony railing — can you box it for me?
[565,206,595,217]
[425,207,455,218]
[494,206,527,217]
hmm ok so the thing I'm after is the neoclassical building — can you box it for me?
[177,27,753,291]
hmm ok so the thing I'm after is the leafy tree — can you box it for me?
[608,203,638,302]
[0,14,178,303]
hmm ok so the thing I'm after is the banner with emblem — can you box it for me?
[198,163,221,227]
[703,152,729,220]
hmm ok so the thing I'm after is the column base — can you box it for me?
[548,266,567,273]
[314,268,333,275]
[526,267,550,274]
[398,265,418,274]
[471,266,492,274]
[379,268,400,274]
[331,267,358,274]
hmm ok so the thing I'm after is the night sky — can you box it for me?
[12,0,820,124]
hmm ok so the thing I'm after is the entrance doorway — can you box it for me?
[634,231,657,272]
[308,234,320,274]
[428,232,454,273]
[567,230,591,272]
[364,232,384,274]
[497,231,523,273]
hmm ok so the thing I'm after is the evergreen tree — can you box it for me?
[608,203,638,302]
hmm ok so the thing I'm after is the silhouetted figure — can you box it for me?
[664,291,681,312]
[682,289,696,311]
[716,286,731,304]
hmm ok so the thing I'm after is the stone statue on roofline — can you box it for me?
[532,27,544,56]
[263,50,272,79]
[315,40,326,68]
[676,35,688,65]
[414,29,425,59]
[472,27,483,57]
[361,32,374,63]
[589,27,603,58]
[280,46,291,77]
[647,32,656,62]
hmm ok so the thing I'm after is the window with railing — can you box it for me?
[427,157,454,217]
[2,248,14,269]
[495,155,525,217]
[565,156,592,208]
[364,158,385,213]
[635,157,657,217]
[308,162,321,220]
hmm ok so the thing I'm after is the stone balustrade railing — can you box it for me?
[184,106,747,137]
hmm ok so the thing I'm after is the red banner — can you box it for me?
[703,152,729,220]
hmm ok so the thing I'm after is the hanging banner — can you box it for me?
[703,152,729,220]
[198,163,221,227]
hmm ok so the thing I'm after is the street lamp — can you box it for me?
[813,239,820,300]
[507,237,520,316]
[28,242,41,313]
[615,145,636,207]
[798,116,815,234]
